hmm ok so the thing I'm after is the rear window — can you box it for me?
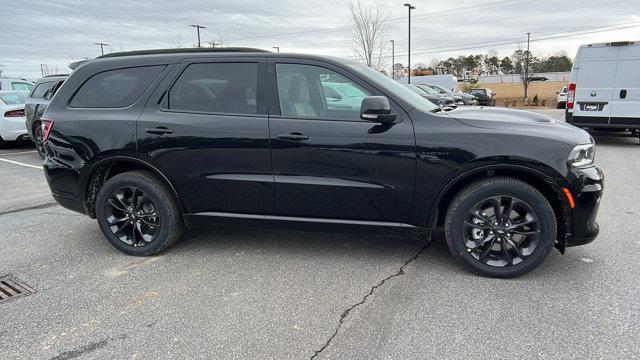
[0,92,27,105]
[70,66,164,108]
[167,63,258,115]
[30,81,55,99]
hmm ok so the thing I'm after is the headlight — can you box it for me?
[568,144,595,168]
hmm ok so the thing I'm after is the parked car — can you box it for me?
[42,48,603,278]
[405,84,456,107]
[556,86,568,109]
[428,84,478,105]
[322,81,367,110]
[0,78,34,92]
[0,91,29,146]
[25,75,68,158]
[398,74,459,92]
[469,88,496,106]
[566,41,640,139]
[415,84,465,105]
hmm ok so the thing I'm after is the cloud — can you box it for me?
[1,0,639,79]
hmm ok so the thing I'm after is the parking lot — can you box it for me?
[0,108,638,359]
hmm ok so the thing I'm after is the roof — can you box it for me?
[97,47,270,59]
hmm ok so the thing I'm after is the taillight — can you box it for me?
[567,83,576,109]
[4,109,25,117]
[41,119,53,142]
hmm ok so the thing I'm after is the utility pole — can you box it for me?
[390,40,395,79]
[94,42,109,55]
[190,24,206,47]
[525,32,531,102]
[404,3,415,84]
[272,46,280,53]
[208,40,219,48]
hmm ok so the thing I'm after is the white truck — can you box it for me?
[566,41,640,138]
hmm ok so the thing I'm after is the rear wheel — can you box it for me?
[95,170,184,256]
[445,177,556,278]
[33,123,45,158]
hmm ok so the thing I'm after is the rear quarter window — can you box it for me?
[70,66,164,108]
[30,81,55,99]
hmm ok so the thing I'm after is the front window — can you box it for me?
[12,82,33,92]
[276,63,371,120]
[346,62,438,112]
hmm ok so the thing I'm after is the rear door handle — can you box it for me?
[277,132,308,141]
[145,127,174,135]
[620,89,627,99]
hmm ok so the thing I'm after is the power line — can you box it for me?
[378,21,640,59]
[230,0,536,42]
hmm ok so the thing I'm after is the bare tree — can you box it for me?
[169,34,186,48]
[345,0,389,71]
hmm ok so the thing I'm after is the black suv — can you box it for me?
[42,48,603,278]
[25,74,67,158]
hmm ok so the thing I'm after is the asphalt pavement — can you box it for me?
[1,109,638,359]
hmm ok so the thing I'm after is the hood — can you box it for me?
[447,107,592,144]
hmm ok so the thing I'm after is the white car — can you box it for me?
[0,91,29,145]
[566,40,640,136]
[0,78,33,92]
[557,86,568,109]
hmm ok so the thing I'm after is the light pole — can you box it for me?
[272,46,280,53]
[390,40,395,79]
[190,24,206,48]
[525,32,531,102]
[94,42,109,55]
[404,3,415,84]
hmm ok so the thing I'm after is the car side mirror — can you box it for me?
[360,96,396,123]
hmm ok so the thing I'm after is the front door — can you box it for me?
[137,58,273,215]
[267,59,416,223]
[610,44,640,126]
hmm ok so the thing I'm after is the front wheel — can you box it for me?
[445,177,556,278]
[95,170,184,256]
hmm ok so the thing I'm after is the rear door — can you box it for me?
[572,45,618,125]
[610,43,640,126]
[137,57,273,215]
[25,81,56,130]
[267,58,416,223]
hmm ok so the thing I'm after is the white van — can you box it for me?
[566,41,640,136]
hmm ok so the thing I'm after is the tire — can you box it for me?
[445,177,556,278]
[33,123,45,159]
[95,170,184,256]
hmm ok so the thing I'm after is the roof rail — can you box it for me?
[97,47,270,59]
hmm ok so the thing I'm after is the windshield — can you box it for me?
[416,84,440,94]
[429,84,450,94]
[347,63,438,112]
[0,92,27,105]
[470,89,486,95]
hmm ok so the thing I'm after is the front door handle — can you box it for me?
[145,127,174,135]
[277,132,309,141]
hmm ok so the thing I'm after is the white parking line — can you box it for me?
[0,150,38,156]
[0,157,42,170]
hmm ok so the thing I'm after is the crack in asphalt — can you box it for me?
[49,334,126,360]
[310,241,430,359]
[0,202,58,217]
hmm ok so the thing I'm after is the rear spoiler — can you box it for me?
[68,59,91,71]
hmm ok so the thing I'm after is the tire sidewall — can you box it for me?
[446,182,556,278]
[95,174,173,255]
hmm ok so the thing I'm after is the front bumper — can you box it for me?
[565,165,604,247]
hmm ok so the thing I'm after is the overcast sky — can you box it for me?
[2,0,640,79]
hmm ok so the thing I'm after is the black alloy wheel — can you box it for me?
[96,170,184,256]
[445,177,556,278]
[34,125,45,159]
[462,195,541,268]
[105,186,160,247]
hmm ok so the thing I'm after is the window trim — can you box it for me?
[267,58,403,123]
[68,65,166,109]
[160,60,267,117]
